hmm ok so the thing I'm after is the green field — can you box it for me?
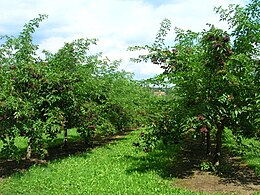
[1,129,259,195]
[0,130,204,195]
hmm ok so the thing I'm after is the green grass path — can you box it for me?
[0,130,205,195]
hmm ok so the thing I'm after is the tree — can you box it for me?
[0,15,154,159]
[129,0,259,167]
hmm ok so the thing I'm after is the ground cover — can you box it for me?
[172,132,260,195]
[0,130,197,195]
[0,129,259,195]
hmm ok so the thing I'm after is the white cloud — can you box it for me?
[0,0,246,80]
[38,37,69,53]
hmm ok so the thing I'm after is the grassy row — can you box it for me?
[0,130,207,195]
[1,128,258,194]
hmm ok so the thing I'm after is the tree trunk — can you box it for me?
[206,131,211,155]
[84,129,91,146]
[26,137,32,159]
[63,128,68,149]
[214,122,224,166]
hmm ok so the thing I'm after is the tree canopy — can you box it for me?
[129,0,259,166]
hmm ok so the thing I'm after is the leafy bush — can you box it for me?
[129,0,259,167]
[0,15,153,159]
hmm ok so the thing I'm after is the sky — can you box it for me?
[0,0,246,80]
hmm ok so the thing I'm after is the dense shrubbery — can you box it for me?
[130,0,259,166]
[0,15,153,159]
[0,1,258,170]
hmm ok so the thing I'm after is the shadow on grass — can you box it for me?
[126,134,260,187]
[125,136,211,179]
[219,151,260,186]
[246,155,260,176]
[125,143,181,179]
[0,129,131,178]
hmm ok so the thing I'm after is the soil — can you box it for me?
[174,170,259,195]
[172,134,260,195]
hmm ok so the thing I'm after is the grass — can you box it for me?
[0,128,81,159]
[1,129,258,195]
[0,130,206,195]
[223,128,260,176]
[242,138,260,176]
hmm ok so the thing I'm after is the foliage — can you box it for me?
[223,128,260,175]
[0,15,152,159]
[200,161,216,172]
[129,0,259,167]
[215,0,260,137]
